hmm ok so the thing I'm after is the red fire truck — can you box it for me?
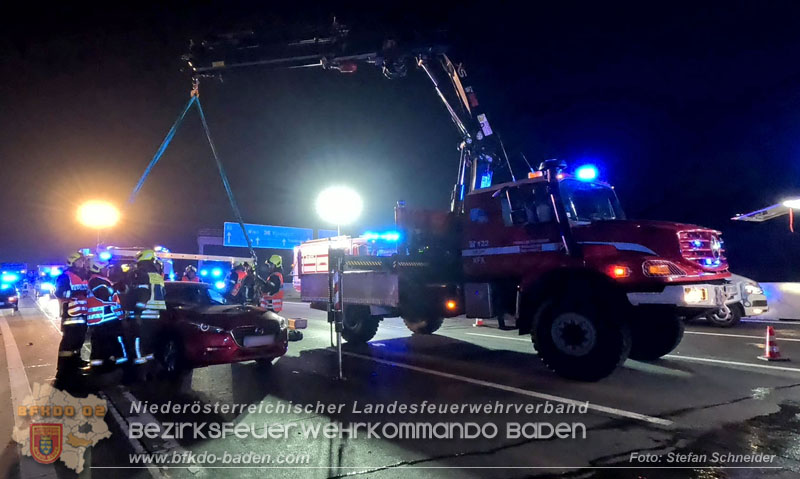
[294,163,734,381]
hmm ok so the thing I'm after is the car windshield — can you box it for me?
[560,179,625,222]
[166,284,227,306]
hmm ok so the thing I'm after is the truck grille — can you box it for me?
[752,300,768,307]
[677,229,727,272]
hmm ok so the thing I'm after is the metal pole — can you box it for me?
[337,254,344,380]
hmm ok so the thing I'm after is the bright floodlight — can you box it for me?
[77,200,120,229]
[316,186,363,227]
[782,198,800,209]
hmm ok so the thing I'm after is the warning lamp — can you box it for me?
[527,171,544,179]
[445,300,457,311]
[646,263,672,276]
[575,164,599,182]
[609,265,631,279]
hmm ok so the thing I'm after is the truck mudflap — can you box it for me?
[626,283,739,309]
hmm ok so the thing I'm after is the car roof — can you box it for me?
[165,281,210,289]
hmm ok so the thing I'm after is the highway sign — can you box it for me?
[318,229,339,239]
[223,222,314,249]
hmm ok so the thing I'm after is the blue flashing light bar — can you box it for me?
[99,251,112,261]
[211,268,222,278]
[362,231,401,242]
[214,281,226,290]
[575,164,599,181]
[1,273,19,283]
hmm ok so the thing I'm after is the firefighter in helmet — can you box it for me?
[263,255,284,295]
[182,265,200,282]
[122,249,166,380]
[225,262,248,303]
[256,255,285,312]
[54,251,90,379]
[86,257,127,369]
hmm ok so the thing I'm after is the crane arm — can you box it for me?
[183,21,505,214]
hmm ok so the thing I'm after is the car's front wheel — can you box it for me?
[706,303,743,328]
[157,335,188,378]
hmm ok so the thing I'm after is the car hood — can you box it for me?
[175,304,281,329]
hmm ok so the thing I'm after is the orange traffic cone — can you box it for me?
[473,318,485,327]
[758,326,790,361]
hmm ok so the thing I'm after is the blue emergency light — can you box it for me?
[214,281,226,290]
[99,251,112,261]
[211,268,222,278]
[575,164,599,181]
[1,273,19,283]
[200,269,208,277]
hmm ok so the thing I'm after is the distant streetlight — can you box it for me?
[77,200,120,248]
[315,186,363,235]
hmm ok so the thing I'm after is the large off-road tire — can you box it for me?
[706,303,743,328]
[531,279,631,382]
[629,310,684,360]
[402,316,444,335]
[341,305,380,344]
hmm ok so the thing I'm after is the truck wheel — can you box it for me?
[629,311,684,360]
[341,305,380,344]
[706,303,742,328]
[402,316,444,335]
[532,285,631,382]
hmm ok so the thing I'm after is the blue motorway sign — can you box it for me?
[317,229,338,239]
[223,222,314,250]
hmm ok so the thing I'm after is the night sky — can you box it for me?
[2,2,799,280]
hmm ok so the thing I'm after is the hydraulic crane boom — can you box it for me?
[183,21,506,214]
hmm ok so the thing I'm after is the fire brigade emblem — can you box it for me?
[30,423,62,464]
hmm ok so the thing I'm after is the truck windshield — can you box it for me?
[560,179,625,222]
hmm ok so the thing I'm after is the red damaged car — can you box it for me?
[155,281,288,376]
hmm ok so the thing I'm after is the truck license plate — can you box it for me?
[243,335,275,348]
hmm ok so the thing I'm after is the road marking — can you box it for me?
[0,316,57,478]
[666,355,800,373]
[342,351,673,427]
[101,391,165,479]
[466,332,529,342]
[685,331,800,342]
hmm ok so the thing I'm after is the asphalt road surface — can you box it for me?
[2,295,800,478]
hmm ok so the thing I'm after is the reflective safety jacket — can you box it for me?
[86,274,123,326]
[55,270,89,322]
[131,262,166,319]
[230,270,247,297]
[259,272,284,312]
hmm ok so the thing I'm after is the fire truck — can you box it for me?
[186,21,734,380]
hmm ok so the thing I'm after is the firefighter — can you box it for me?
[86,258,127,370]
[225,262,248,303]
[263,255,284,295]
[54,252,90,379]
[182,265,200,282]
[257,255,284,312]
[122,249,166,381]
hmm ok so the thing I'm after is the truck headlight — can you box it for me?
[744,284,763,295]
[683,287,708,304]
